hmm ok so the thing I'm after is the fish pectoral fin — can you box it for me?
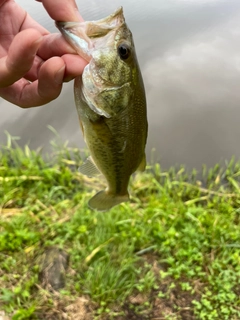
[136,153,146,172]
[79,157,101,177]
[88,190,129,212]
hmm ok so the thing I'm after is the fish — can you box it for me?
[56,7,148,211]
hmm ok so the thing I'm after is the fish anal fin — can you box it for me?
[88,190,129,212]
[79,157,100,177]
[136,153,146,172]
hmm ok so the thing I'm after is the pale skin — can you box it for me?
[0,0,87,108]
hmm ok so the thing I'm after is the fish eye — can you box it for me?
[118,44,131,60]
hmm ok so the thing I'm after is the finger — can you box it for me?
[37,33,77,59]
[0,29,43,87]
[18,33,79,82]
[21,12,50,34]
[24,53,87,83]
[23,34,87,82]
[0,0,7,8]
[23,55,44,82]
[61,54,87,82]
[37,0,84,22]
[0,57,65,108]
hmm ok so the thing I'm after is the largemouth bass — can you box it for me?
[56,7,148,211]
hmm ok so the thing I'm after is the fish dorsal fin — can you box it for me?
[136,153,146,172]
[79,157,101,177]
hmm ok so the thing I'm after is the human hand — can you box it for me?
[0,0,87,108]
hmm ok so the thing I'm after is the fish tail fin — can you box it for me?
[88,190,129,212]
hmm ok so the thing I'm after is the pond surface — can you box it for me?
[1,0,240,169]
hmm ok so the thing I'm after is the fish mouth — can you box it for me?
[55,21,93,62]
[55,7,125,62]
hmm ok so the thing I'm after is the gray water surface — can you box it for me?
[1,0,240,169]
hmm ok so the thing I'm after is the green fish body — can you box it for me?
[56,8,148,211]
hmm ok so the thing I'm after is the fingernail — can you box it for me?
[31,36,43,57]
[33,36,43,46]
[55,66,65,85]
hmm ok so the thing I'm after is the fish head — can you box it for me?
[56,8,143,118]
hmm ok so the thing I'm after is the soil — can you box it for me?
[36,249,200,320]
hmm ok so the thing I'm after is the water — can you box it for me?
[1,0,240,169]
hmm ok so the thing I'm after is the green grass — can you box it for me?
[0,135,240,319]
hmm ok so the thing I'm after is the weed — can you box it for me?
[0,137,239,319]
